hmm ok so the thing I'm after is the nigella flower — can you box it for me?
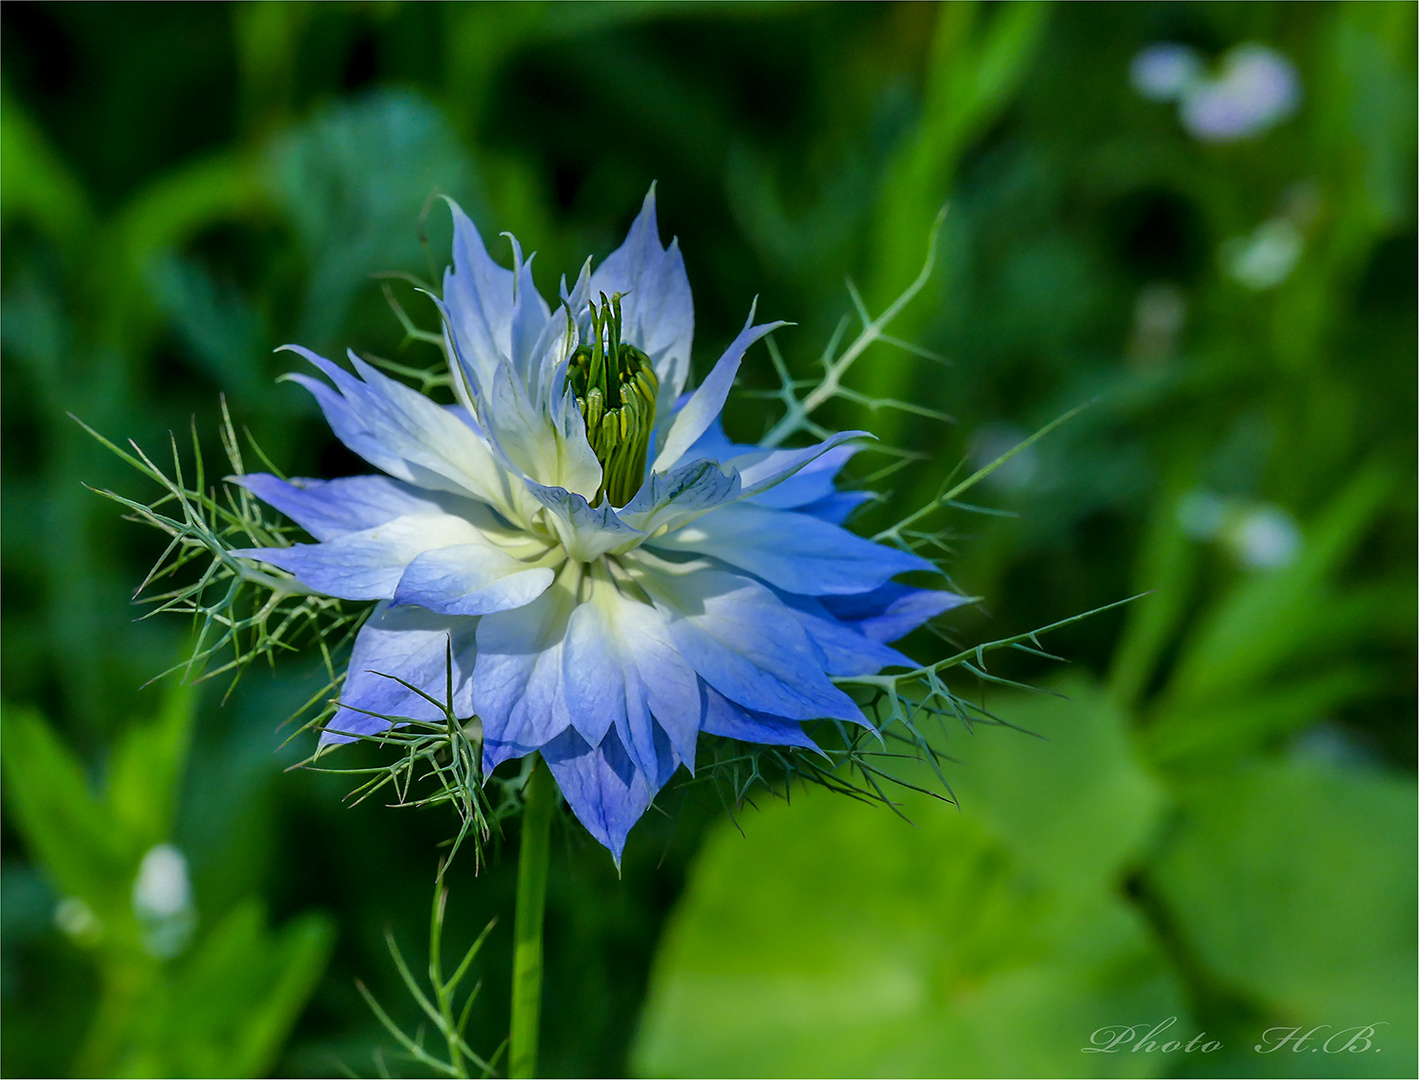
[232,189,965,860]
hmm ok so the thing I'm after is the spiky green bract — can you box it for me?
[354,875,504,1079]
[75,400,363,713]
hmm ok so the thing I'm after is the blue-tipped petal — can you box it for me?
[281,346,509,510]
[822,583,973,643]
[561,568,701,776]
[588,185,696,411]
[626,552,867,724]
[698,682,819,750]
[541,725,659,865]
[650,308,786,474]
[233,513,484,600]
[322,603,476,747]
[649,502,934,596]
[472,562,580,770]
[442,199,516,400]
[233,473,488,542]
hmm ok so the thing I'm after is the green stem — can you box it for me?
[510,756,555,1079]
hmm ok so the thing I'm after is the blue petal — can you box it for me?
[649,502,934,595]
[233,513,484,600]
[798,490,876,524]
[682,416,747,462]
[561,568,701,776]
[322,602,475,747]
[472,562,580,770]
[588,185,696,412]
[822,583,973,643]
[233,473,487,542]
[650,307,786,474]
[776,592,915,676]
[393,544,556,616]
[541,725,663,864]
[698,682,818,750]
[626,553,866,724]
[281,346,509,510]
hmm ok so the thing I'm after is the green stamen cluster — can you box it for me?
[568,293,659,507]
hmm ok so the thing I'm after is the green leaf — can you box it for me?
[1163,466,1392,709]
[1148,760,1417,1076]
[948,674,1167,894]
[105,680,198,852]
[0,88,93,247]
[635,729,1185,1078]
[0,703,133,915]
[264,89,479,350]
[114,900,336,1078]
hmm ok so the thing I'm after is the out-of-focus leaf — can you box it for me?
[1149,760,1417,1076]
[264,88,479,349]
[0,90,93,246]
[1162,465,1393,707]
[109,900,336,1078]
[105,681,197,853]
[146,253,268,399]
[948,674,1166,894]
[0,704,133,915]
[634,701,1184,1078]
[861,0,1050,440]
[1141,667,1377,767]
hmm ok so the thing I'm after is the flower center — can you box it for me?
[568,292,659,507]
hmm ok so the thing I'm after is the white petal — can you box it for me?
[393,540,558,616]
[523,481,642,562]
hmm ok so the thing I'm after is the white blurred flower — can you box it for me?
[1132,42,1300,143]
[1179,44,1300,142]
[1131,44,1203,101]
[1177,491,1301,569]
[1229,505,1301,569]
[132,843,196,958]
[54,896,102,946]
[1224,218,1304,290]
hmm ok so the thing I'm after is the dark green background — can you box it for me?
[3,3,1414,1077]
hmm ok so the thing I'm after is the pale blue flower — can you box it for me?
[233,189,964,859]
[1131,42,1300,143]
[1130,43,1204,102]
[1180,44,1299,142]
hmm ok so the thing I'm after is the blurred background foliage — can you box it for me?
[1,2,1414,1077]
